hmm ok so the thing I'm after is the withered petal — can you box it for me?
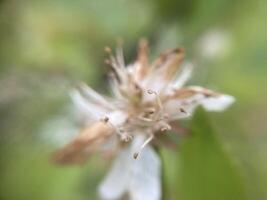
[168,87,219,100]
[52,121,114,165]
[132,38,150,81]
[151,47,185,81]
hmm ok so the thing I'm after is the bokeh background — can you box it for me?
[0,0,267,200]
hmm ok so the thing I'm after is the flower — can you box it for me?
[52,39,235,200]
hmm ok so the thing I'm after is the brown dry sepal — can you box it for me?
[151,47,185,81]
[52,121,114,165]
[163,87,220,103]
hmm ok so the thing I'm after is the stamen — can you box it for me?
[120,134,133,142]
[104,46,120,69]
[104,46,112,54]
[147,89,163,109]
[133,152,139,159]
[140,108,156,120]
[138,116,154,122]
[133,134,154,159]
[104,45,130,87]
[117,128,133,142]
[101,116,109,123]
[179,107,191,116]
[147,89,154,94]
[179,108,187,114]
[116,42,125,67]
[100,116,130,141]
[160,123,171,132]
[146,108,155,115]
[160,127,168,132]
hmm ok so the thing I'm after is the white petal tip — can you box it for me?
[98,147,131,200]
[98,184,118,200]
[201,95,235,112]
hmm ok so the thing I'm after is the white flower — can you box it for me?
[53,39,235,200]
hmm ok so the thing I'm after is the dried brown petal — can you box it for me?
[135,38,149,80]
[151,48,185,81]
[52,121,114,165]
[168,87,219,100]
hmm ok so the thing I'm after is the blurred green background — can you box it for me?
[0,0,267,200]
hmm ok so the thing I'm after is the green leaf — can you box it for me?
[178,108,246,200]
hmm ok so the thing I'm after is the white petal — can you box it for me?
[171,62,193,89]
[141,79,167,103]
[129,136,161,200]
[109,76,124,100]
[164,87,235,120]
[70,90,108,121]
[141,77,166,102]
[107,111,127,126]
[164,99,196,120]
[200,94,235,111]
[99,135,162,200]
[98,146,132,200]
[78,83,114,110]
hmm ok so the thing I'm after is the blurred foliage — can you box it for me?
[0,0,267,199]
[179,109,246,200]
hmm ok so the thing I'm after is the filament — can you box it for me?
[100,116,132,142]
[133,134,154,159]
[147,89,163,110]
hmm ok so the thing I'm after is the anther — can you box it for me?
[147,89,163,109]
[179,107,191,117]
[121,134,133,142]
[133,152,139,159]
[161,127,168,132]
[144,108,155,115]
[104,46,112,53]
[160,124,171,132]
[179,108,187,114]
[134,83,141,92]
[147,108,155,115]
[147,89,154,94]
[117,128,133,142]
[101,116,109,123]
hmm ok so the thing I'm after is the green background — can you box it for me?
[0,0,266,199]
